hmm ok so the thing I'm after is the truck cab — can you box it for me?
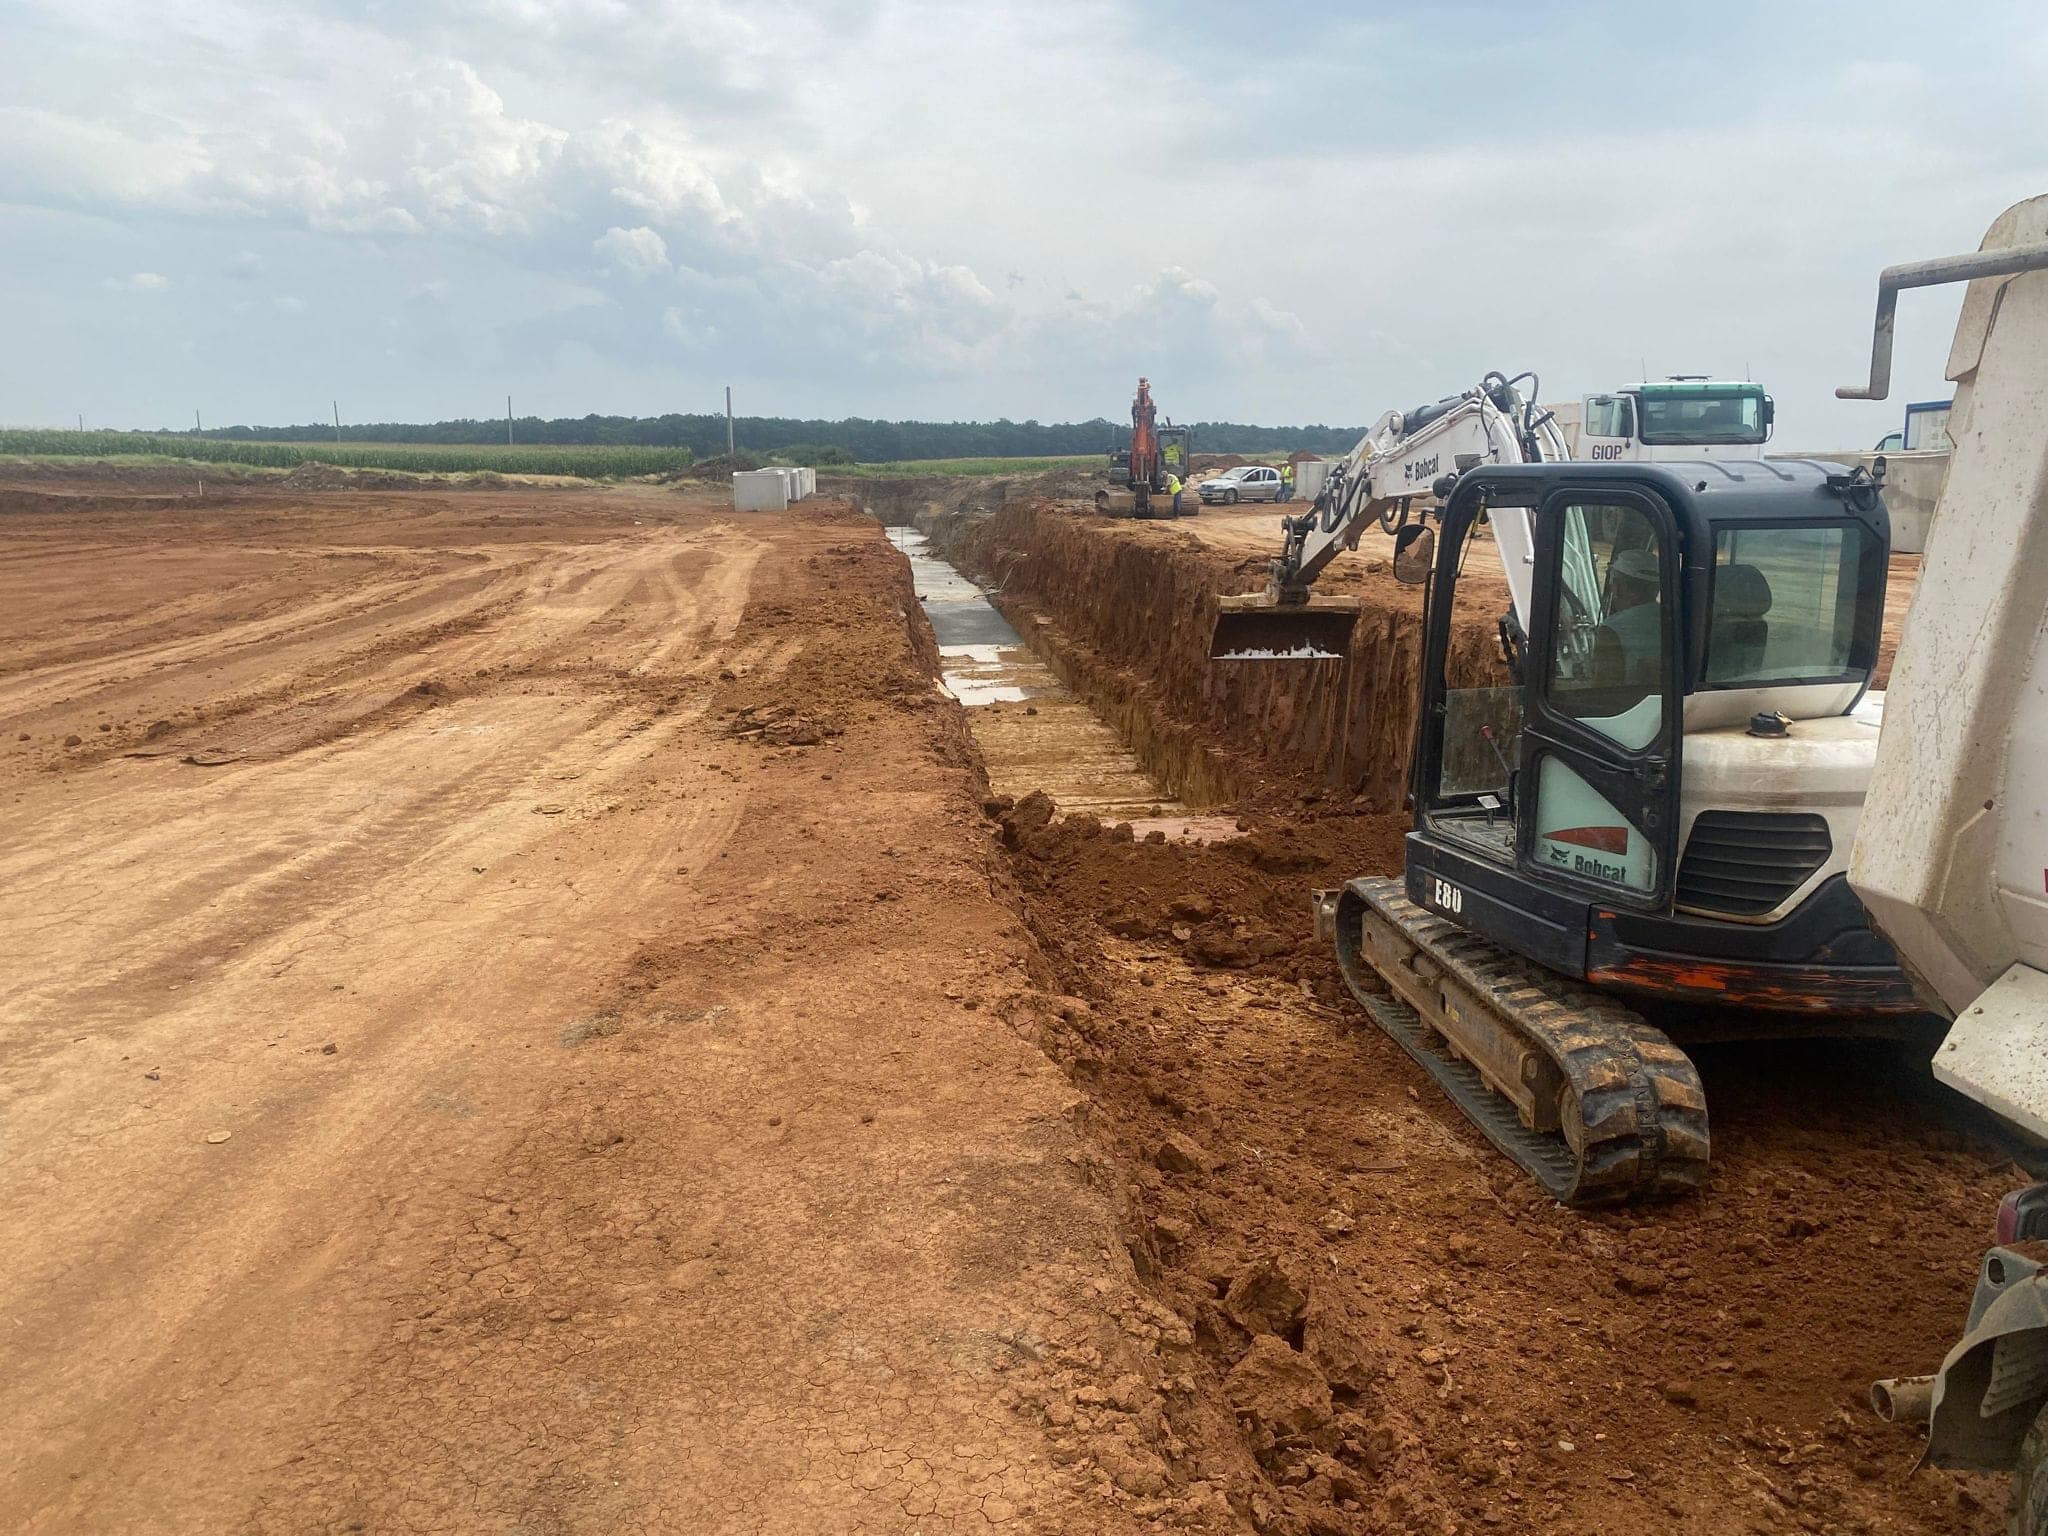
[1579,379,1775,463]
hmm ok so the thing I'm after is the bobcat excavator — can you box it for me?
[1098,377,1192,518]
[1212,375,1924,1204]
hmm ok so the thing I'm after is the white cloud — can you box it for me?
[0,0,2042,436]
[104,272,169,292]
[593,225,669,278]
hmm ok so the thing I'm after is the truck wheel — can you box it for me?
[2013,1402,2048,1536]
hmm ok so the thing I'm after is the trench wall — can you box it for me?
[925,499,1499,811]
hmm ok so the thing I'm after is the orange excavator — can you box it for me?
[1097,377,1192,518]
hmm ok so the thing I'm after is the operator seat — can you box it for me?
[1709,563,1773,678]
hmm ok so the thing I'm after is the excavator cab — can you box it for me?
[1403,459,1894,976]
[1320,457,1914,1205]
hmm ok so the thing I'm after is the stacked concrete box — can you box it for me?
[731,466,814,509]
[732,469,790,512]
[1293,459,1332,502]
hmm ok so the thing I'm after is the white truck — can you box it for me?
[1837,193,2048,1531]
[1576,377,1775,462]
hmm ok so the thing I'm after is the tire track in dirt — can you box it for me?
[1,487,1177,1536]
[0,504,778,1531]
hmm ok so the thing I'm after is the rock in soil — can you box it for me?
[1224,1335,1335,1442]
[1223,1253,1311,1339]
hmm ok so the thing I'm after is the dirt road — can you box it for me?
[0,481,1178,1534]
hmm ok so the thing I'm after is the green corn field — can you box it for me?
[0,431,693,478]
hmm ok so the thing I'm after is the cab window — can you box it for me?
[1426,521,1521,860]
[1584,395,1634,439]
[1703,523,1878,687]
[1545,502,1665,748]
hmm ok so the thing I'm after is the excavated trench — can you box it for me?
[888,524,1240,836]
[914,495,1508,812]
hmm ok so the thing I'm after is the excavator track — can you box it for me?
[1326,877,1709,1206]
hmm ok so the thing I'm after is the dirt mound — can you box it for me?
[992,795,1407,996]
[677,451,762,480]
[724,701,844,746]
[279,461,452,492]
[989,788,2009,1534]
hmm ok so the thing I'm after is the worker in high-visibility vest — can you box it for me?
[1279,460,1296,502]
[1165,471,1184,516]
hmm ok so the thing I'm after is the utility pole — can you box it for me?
[195,409,202,434]
[333,400,342,443]
[77,413,83,432]
[507,394,514,447]
[725,386,734,456]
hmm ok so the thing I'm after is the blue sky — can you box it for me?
[1,0,2042,442]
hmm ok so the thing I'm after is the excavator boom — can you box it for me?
[1210,371,1563,659]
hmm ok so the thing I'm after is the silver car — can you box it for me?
[1199,465,1284,505]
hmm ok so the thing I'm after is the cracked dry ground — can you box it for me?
[0,480,1189,1534]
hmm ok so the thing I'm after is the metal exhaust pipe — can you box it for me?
[1869,1375,1935,1424]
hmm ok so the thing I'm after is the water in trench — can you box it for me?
[887,526,1234,836]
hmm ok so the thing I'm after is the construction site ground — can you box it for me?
[0,466,2013,1536]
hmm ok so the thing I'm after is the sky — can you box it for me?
[1,0,2043,444]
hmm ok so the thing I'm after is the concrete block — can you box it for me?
[1768,449,1948,554]
[732,469,790,512]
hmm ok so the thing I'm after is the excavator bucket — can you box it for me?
[1095,486,1154,518]
[1210,593,1361,660]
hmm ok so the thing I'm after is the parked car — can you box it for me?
[1199,465,1284,504]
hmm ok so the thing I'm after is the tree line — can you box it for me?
[151,412,1366,462]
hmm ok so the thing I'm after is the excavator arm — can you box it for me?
[1212,370,1564,659]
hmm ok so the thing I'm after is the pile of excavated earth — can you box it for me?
[0,461,2004,1535]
